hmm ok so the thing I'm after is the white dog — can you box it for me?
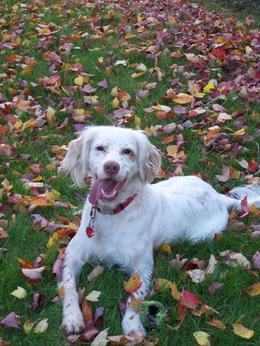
[59,126,259,339]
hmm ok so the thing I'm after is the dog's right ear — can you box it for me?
[59,128,96,186]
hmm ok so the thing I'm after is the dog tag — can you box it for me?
[86,226,94,238]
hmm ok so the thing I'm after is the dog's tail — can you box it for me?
[224,184,260,212]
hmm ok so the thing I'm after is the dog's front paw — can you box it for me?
[122,312,146,342]
[61,309,85,334]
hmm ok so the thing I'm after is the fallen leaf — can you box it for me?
[252,251,260,269]
[193,331,210,345]
[171,282,181,300]
[179,289,202,309]
[158,243,172,254]
[220,250,250,269]
[87,265,104,282]
[246,283,260,297]
[0,312,20,329]
[124,273,142,294]
[107,335,136,345]
[232,323,254,339]
[208,282,223,294]
[91,328,109,346]
[10,286,27,299]
[74,76,84,86]
[85,291,101,302]
[171,93,194,104]
[187,269,206,283]
[206,319,226,330]
[22,266,46,282]
[23,320,35,334]
[153,278,172,292]
[34,318,48,333]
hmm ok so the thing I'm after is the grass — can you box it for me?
[0,0,260,345]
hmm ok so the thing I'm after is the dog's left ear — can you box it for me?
[137,131,161,183]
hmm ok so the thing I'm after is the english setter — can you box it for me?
[59,126,260,340]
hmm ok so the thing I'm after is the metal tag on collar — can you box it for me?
[86,206,97,238]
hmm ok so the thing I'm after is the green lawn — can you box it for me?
[0,0,259,345]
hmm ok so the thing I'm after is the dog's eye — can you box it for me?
[96,145,105,152]
[122,148,132,155]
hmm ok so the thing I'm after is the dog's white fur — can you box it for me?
[59,126,260,338]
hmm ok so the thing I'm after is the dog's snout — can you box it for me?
[104,161,120,176]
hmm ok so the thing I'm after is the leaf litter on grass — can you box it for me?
[0,0,259,344]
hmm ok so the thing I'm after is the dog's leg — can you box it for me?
[122,257,153,341]
[59,235,92,334]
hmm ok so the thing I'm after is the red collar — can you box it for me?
[86,193,138,237]
[96,193,138,215]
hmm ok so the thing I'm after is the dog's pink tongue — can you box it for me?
[89,179,116,205]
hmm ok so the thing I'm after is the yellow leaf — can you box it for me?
[22,118,38,130]
[232,323,254,339]
[171,282,181,300]
[158,243,172,254]
[124,273,142,294]
[23,320,35,334]
[112,97,120,109]
[111,86,118,97]
[47,232,59,249]
[74,76,84,86]
[193,331,210,346]
[153,278,172,292]
[74,108,85,116]
[203,82,215,93]
[233,128,246,137]
[172,93,194,104]
[134,116,141,130]
[247,283,260,297]
[131,72,145,78]
[167,145,179,157]
[10,286,27,299]
[46,106,56,127]
[229,167,241,180]
[249,205,260,216]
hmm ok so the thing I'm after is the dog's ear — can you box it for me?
[59,128,96,186]
[137,131,161,183]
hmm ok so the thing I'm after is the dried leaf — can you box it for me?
[193,331,210,345]
[87,265,104,282]
[206,319,226,330]
[0,312,20,329]
[246,283,260,297]
[124,273,142,294]
[34,318,48,333]
[232,323,254,339]
[91,328,109,346]
[85,290,101,302]
[10,286,27,299]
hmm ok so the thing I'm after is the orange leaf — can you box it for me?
[17,258,35,269]
[124,273,142,294]
[246,283,260,297]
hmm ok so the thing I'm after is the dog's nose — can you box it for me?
[104,161,120,176]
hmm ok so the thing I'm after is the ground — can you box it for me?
[0,0,259,345]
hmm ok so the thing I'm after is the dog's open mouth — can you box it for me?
[89,178,126,205]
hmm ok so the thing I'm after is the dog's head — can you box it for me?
[60,126,161,203]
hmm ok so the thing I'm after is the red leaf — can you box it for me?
[179,289,202,309]
[177,302,187,322]
[212,48,226,60]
